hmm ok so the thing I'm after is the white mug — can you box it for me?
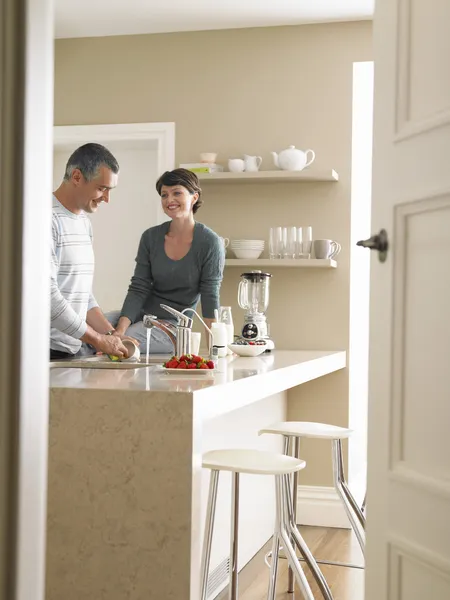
[313,239,341,259]
[243,154,262,172]
[221,237,230,249]
[121,339,141,362]
[228,158,245,172]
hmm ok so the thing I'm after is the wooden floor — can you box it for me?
[235,526,365,600]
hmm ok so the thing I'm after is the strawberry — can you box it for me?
[187,362,197,369]
[191,355,202,364]
[177,361,188,369]
[199,363,209,369]
[179,354,191,363]
[165,359,178,369]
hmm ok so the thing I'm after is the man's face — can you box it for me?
[71,165,118,213]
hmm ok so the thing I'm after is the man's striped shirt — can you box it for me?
[51,195,98,354]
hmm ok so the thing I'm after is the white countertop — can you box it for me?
[50,350,346,420]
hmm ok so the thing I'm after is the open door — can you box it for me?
[365,0,450,598]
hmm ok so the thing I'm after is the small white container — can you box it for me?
[211,322,228,357]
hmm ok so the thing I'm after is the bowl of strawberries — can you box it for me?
[161,354,216,375]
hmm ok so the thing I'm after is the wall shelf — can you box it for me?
[197,169,339,183]
[225,259,337,269]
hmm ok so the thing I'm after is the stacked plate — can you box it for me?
[231,239,265,259]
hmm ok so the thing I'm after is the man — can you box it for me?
[50,143,129,360]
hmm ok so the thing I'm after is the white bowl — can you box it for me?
[233,249,263,259]
[231,247,264,251]
[231,240,265,245]
[228,343,267,357]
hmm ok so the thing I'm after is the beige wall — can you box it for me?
[54,21,372,486]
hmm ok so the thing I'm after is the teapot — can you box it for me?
[271,145,315,171]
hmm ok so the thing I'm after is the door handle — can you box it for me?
[356,229,389,263]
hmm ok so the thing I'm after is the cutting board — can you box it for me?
[50,355,169,369]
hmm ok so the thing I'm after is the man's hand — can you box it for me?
[113,331,140,347]
[95,334,129,359]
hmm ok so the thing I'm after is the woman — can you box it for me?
[111,168,225,354]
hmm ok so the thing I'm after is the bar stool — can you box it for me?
[259,422,366,596]
[200,448,334,600]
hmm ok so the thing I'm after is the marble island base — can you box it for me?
[47,350,346,600]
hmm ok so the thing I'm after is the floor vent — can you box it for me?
[207,556,230,600]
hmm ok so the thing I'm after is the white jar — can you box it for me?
[211,322,228,357]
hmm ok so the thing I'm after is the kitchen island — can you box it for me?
[47,350,346,600]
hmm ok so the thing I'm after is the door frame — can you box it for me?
[0,0,54,599]
[53,122,176,224]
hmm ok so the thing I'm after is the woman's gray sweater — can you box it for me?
[120,221,225,322]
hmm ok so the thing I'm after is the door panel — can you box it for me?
[366,0,450,597]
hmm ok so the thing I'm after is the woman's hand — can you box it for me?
[110,316,139,347]
[114,316,132,337]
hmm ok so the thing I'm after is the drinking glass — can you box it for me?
[296,226,313,258]
[283,226,297,258]
[269,227,283,259]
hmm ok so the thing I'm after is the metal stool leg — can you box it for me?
[283,474,334,600]
[200,470,220,600]
[288,436,300,594]
[267,533,280,599]
[276,475,315,600]
[331,439,366,555]
[229,472,240,600]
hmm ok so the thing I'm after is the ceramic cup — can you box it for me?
[228,158,245,172]
[191,332,201,355]
[244,155,262,172]
[313,239,341,259]
[121,339,141,362]
[221,237,230,249]
[200,152,217,163]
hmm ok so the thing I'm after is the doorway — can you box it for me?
[53,122,175,310]
[348,61,374,504]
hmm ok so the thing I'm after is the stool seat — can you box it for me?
[202,449,306,475]
[259,421,353,440]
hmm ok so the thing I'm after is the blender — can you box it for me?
[237,270,274,350]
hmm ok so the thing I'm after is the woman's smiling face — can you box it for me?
[160,184,198,219]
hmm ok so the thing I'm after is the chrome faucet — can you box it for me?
[181,307,214,354]
[143,304,193,356]
[143,304,214,358]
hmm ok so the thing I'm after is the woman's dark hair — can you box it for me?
[156,168,203,214]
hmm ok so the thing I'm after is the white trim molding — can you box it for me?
[53,122,175,224]
[296,486,351,529]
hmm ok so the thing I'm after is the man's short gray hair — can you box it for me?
[63,143,119,182]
